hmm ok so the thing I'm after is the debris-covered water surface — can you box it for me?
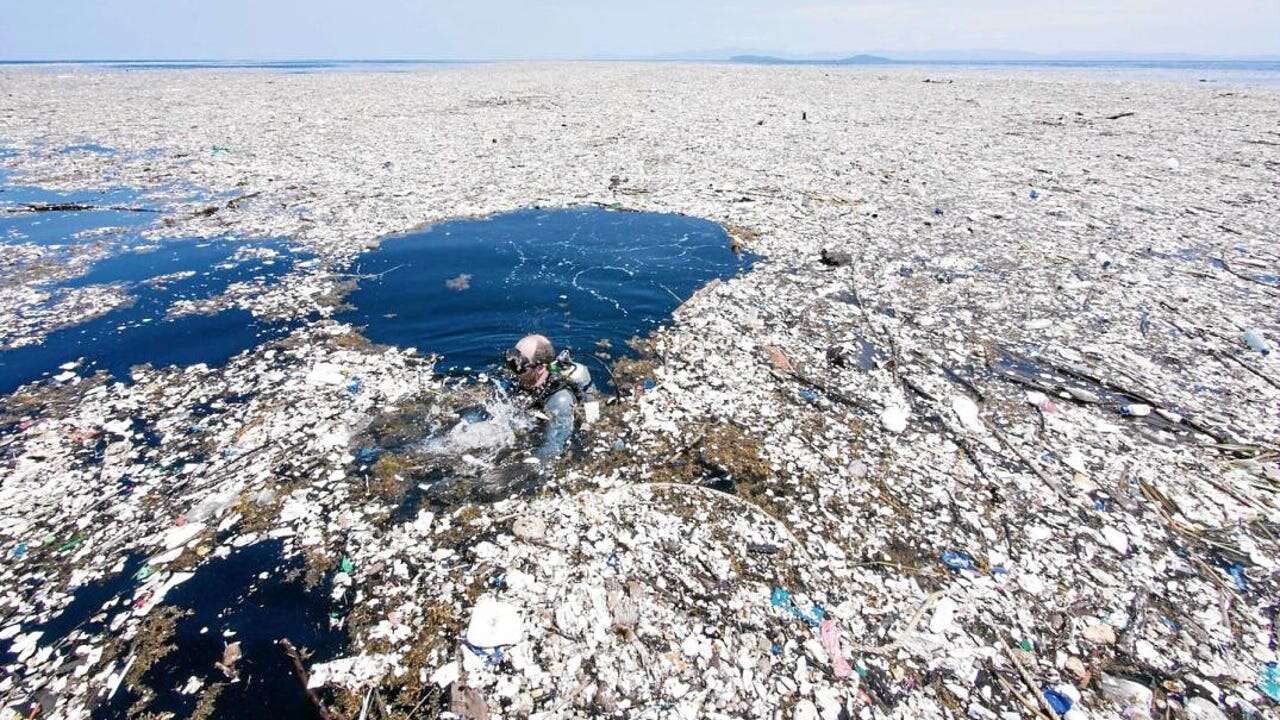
[0,64,1278,720]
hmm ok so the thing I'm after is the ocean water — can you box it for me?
[0,237,300,394]
[2,57,1277,84]
[901,59,1280,86]
[95,541,345,720]
[0,59,472,73]
[0,172,303,394]
[337,206,755,378]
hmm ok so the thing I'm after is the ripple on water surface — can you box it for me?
[338,207,756,377]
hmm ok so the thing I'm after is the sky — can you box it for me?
[1,0,1277,60]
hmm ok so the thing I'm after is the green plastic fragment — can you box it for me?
[339,556,354,574]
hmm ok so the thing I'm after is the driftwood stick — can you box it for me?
[281,638,337,720]
[1001,637,1058,719]
[1217,350,1280,391]
[1214,255,1280,296]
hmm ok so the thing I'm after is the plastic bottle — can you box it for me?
[535,389,576,460]
[1244,329,1271,356]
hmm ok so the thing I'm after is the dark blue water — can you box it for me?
[0,166,306,394]
[338,207,754,375]
[0,238,299,394]
[96,541,345,720]
[1,206,157,245]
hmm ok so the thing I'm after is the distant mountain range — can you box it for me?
[634,48,1280,64]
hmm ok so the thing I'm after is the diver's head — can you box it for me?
[505,334,555,390]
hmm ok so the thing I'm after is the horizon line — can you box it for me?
[2,52,1279,64]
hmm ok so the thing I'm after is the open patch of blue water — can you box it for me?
[0,171,157,245]
[1,205,157,245]
[95,541,345,720]
[1,554,146,666]
[0,238,300,394]
[0,168,304,394]
[338,207,754,378]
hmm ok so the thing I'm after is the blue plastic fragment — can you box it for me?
[12,542,26,558]
[642,379,657,391]
[347,377,363,395]
[1029,189,1041,200]
[799,388,818,403]
[941,550,975,571]
[1259,662,1280,701]
[1043,688,1072,715]
[356,447,380,464]
[770,587,825,627]
[462,640,505,667]
[1226,563,1249,591]
[606,551,620,569]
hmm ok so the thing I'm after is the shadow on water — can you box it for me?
[337,206,756,381]
[97,541,345,720]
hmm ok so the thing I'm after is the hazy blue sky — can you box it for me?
[2,0,1277,60]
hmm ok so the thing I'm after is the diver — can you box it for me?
[504,334,594,460]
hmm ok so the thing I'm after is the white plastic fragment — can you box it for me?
[1184,697,1229,720]
[929,596,957,634]
[307,654,400,690]
[880,405,909,433]
[1099,673,1153,718]
[951,396,983,433]
[465,595,524,647]
[1101,527,1130,554]
[162,523,205,550]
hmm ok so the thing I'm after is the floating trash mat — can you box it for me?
[338,207,755,378]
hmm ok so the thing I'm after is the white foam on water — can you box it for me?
[416,384,533,464]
